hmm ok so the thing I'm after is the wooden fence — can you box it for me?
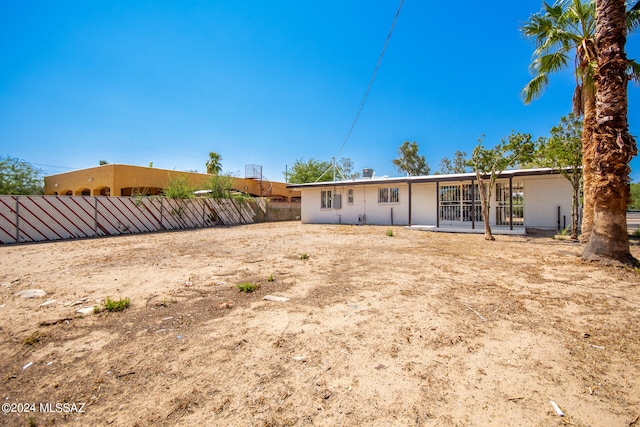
[0,196,257,244]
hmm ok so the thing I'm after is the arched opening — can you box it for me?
[79,188,91,196]
[63,190,72,196]
[97,187,111,196]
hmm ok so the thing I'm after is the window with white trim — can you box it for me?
[347,188,354,204]
[321,190,332,209]
[378,187,399,204]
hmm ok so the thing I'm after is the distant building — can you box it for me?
[44,164,299,202]
[287,168,574,233]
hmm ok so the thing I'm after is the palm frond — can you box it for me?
[522,73,550,104]
[628,7,640,33]
[628,59,640,85]
[522,13,555,47]
[535,51,571,74]
[522,0,596,106]
[537,25,576,51]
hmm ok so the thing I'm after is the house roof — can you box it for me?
[286,167,571,189]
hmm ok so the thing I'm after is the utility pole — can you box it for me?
[331,157,336,182]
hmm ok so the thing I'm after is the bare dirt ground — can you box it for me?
[1,222,639,427]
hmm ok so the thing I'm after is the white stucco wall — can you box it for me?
[410,182,437,225]
[523,175,573,230]
[300,183,409,225]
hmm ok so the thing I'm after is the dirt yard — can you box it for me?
[1,222,639,426]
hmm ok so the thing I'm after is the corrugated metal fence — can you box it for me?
[0,196,257,244]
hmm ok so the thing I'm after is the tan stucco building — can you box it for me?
[44,164,299,202]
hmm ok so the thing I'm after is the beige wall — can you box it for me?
[44,164,298,201]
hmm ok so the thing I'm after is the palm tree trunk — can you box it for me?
[583,0,638,265]
[580,86,596,242]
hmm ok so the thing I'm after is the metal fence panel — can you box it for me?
[52,196,98,238]
[0,197,18,244]
[18,196,96,241]
[0,195,255,244]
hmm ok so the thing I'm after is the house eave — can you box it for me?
[286,167,572,189]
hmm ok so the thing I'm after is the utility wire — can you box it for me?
[335,0,404,160]
[31,163,74,170]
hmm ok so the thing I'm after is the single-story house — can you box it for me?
[286,168,575,234]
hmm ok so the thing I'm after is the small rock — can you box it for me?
[40,299,57,307]
[14,289,46,299]
[263,295,289,302]
[76,307,95,315]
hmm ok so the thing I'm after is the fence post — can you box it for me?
[94,197,99,236]
[15,196,20,243]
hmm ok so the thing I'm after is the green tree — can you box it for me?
[392,141,430,176]
[467,132,536,241]
[206,151,223,175]
[630,182,640,210]
[438,151,468,174]
[522,0,598,242]
[285,158,332,184]
[583,0,638,266]
[99,160,109,165]
[537,114,583,239]
[522,0,640,242]
[337,158,361,180]
[0,156,44,195]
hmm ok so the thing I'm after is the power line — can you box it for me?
[30,163,74,170]
[335,0,405,160]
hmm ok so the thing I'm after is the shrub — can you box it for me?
[300,253,309,260]
[163,174,195,199]
[237,282,258,293]
[203,174,235,199]
[386,228,394,237]
[104,297,130,312]
[23,331,43,346]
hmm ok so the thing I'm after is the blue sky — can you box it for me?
[1,1,639,183]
